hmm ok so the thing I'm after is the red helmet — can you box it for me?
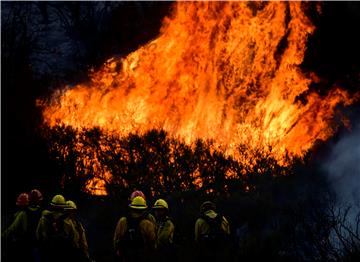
[29,189,43,204]
[130,190,146,201]
[16,193,29,207]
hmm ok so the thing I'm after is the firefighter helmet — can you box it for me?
[200,201,216,213]
[50,194,66,207]
[29,189,43,204]
[130,190,146,201]
[16,193,29,206]
[129,196,147,209]
[153,199,169,210]
[65,200,77,210]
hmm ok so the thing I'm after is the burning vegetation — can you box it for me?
[3,1,360,261]
[39,1,358,195]
[42,126,291,196]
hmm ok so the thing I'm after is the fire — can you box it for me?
[41,2,358,195]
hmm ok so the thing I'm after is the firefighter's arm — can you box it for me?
[141,220,156,250]
[36,216,48,242]
[113,217,127,251]
[2,211,26,240]
[67,219,80,248]
[148,213,157,225]
[194,218,202,242]
[158,220,174,246]
[79,223,90,258]
[221,216,230,235]
[64,218,79,248]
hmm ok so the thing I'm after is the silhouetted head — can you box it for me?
[200,201,216,213]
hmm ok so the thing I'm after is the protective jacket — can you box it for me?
[114,210,156,261]
[194,209,231,262]
[3,205,42,241]
[70,216,90,261]
[147,212,157,226]
[36,210,78,262]
[2,204,43,262]
[2,209,28,241]
[194,210,230,242]
[156,216,174,249]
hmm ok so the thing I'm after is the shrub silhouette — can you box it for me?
[40,126,360,261]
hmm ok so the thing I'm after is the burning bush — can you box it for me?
[41,125,293,197]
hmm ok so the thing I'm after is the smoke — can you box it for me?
[323,121,360,224]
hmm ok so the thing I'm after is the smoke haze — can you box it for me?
[324,121,360,218]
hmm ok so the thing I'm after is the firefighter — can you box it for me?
[152,199,175,262]
[194,201,230,262]
[27,189,44,262]
[36,194,78,262]
[114,196,156,262]
[130,190,156,225]
[64,200,90,261]
[27,190,43,229]
[2,192,31,262]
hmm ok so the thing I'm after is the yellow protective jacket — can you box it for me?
[36,210,77,248]
[148,213,157,226]
[2,209,28,241]
[70,216,90,259]
[194,210,230,242]
[2,205,42,242]
[113,211,156,252]
[156,216,174,249]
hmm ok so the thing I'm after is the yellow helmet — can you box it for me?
[153,199,168,210]
[129,196,147,209]
[50,195,66,207]
[65,200,77,210]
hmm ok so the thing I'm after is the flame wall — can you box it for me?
[42,2,357,175]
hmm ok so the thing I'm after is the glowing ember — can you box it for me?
[41,2,358,195]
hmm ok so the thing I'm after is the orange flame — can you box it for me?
[41,2,358,195]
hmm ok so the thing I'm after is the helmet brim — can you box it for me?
[153,206,167,209]
[50,203,67,208]
[64,207,77,210]
[129,204,147,209]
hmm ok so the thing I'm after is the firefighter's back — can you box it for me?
[36,195,77,262]
[114,196,156,262]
